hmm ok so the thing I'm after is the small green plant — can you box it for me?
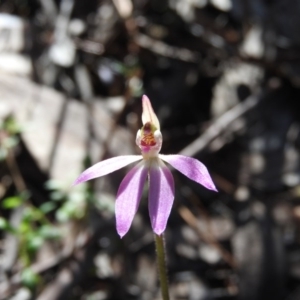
[0,116,22,161]
[1,194,61,266]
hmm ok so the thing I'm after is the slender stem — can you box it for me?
[154,234,170,300]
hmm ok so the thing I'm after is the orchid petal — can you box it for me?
[142,95,160,130]
[73,155,142,185]
[148,159,174,235]
[159,154,217,191]
[115,161,148,238]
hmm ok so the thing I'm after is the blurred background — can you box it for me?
[1,0,300,299]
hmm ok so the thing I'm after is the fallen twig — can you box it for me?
[180,94,261,157]
[178,205,237,268]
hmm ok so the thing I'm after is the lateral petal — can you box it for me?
[159,154,217,191]
[115,161,148,238]
[73,155,142,185]
[148,160,175,235]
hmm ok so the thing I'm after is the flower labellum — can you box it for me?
[73,95,217,238]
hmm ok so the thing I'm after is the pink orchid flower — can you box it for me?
[73,95,217,237]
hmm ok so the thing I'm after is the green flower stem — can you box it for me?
[155,233,170,300]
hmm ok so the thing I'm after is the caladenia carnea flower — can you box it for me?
[73,95,217,238]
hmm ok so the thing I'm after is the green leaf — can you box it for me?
[21,268,40,289]
[0,218,17,234]
[44,180,62,190]
[27,235,44,252]
[39,202,56,213]
[4,116,22,135]
[0,217,9,229]
[50,191,65,201]
[22,207,43,222]
[39,225,60,239]
[55,206,71,222]
[2,196,23,209]
[19,221,31,234]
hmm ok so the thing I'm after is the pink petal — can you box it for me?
[142,95,160,130]
[73,155,142,185]
[115,161,148,238]
[159,154,217,191]
[148,160,175,235]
